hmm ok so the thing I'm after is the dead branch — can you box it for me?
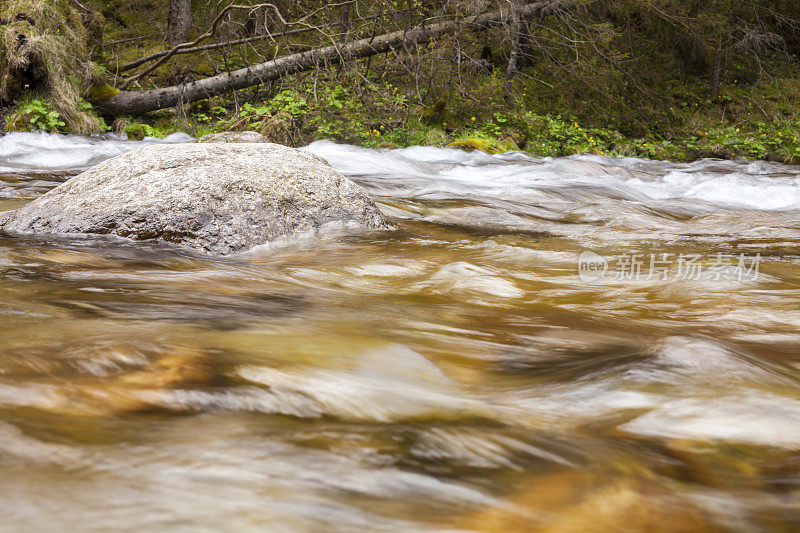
[120,3,296,90]
[99,0,580,116]
[117,8,413,73]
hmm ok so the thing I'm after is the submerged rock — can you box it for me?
[6,345,216,418]
[462,469,715,532]
[0,142,388,254]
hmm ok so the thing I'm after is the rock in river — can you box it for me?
[196,131,271,143]
[0,142,388,254]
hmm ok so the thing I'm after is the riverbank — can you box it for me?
[3,1,800,164]
[7,66,800,164]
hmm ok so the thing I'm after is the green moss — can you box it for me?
[447,133,519,154]
[447,137,493,152]
[86,84,119,105]
[421,100,447,123]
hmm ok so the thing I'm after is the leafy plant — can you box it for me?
[124,121,163,139]
[269,90,307,117]
[15,98,66,132]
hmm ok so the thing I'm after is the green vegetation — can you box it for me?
[5,97,66,132]
[6,96,110,134]
[113,72,800,163]
[2,0,800,162]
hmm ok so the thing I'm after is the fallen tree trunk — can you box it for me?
[98,0,574,116]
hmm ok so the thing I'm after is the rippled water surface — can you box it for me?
[1,133,799,531]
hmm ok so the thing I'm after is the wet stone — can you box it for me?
[0,143,389,254]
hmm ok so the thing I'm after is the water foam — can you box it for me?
[0,132,191,174]
[305,140,800,214]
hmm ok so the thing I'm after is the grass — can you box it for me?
[0,0,105,134]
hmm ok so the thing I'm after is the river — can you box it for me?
[1,132,799,531]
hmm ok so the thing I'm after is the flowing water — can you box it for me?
[1,132,799,532]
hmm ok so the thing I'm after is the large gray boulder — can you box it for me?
[0,143,388,254]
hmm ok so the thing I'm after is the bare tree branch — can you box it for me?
[100,0,581,115]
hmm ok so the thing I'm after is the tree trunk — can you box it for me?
[168,0,193,47]
[100,0,574,116]
[710,45,723,98]
[341,3,352,34]
[518,21,533,69]
[505,0,522,86]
